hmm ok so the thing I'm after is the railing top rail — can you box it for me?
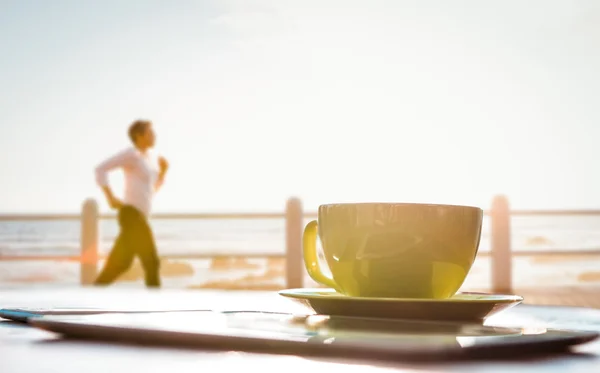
[0,212,289,221]
[509,210,600,216]
[2,209,600,221]
[3,249,600,261]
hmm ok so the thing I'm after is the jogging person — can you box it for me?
[93,119,168,287]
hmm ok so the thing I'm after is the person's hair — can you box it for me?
[128,119,151,144]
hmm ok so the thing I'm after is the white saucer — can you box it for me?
[278,288,523,322]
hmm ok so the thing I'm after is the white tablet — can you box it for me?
[30,311,599,361]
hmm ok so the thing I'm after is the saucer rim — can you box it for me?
[278,288,524,304]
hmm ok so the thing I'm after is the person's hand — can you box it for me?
[107,194,123,210]
[158,156,169,174]
[101,186,123,210]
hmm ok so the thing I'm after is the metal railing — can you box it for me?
[2,195,600,292]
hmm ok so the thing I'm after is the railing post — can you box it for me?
[490,195,512,293]
[80,198,99,285]
[285,197,303,289]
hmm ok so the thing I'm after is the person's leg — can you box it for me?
[94,208,136,285]
[130,210,161,288]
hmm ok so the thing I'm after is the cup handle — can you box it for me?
[303,220,341,292]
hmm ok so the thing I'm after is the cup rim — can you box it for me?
[318,202,482,211]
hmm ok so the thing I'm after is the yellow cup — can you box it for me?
[303,203,483,299]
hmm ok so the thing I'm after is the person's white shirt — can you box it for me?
[95,147,160,218]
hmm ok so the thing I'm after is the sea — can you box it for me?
[1,215,600,290]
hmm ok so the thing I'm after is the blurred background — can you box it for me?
[1,0,599,292]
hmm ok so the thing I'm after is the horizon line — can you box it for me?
[4,209,600,220]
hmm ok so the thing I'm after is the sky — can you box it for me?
[0,0,599,213]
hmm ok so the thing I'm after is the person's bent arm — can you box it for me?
[95,150,133,209]
[154,155,169,192]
